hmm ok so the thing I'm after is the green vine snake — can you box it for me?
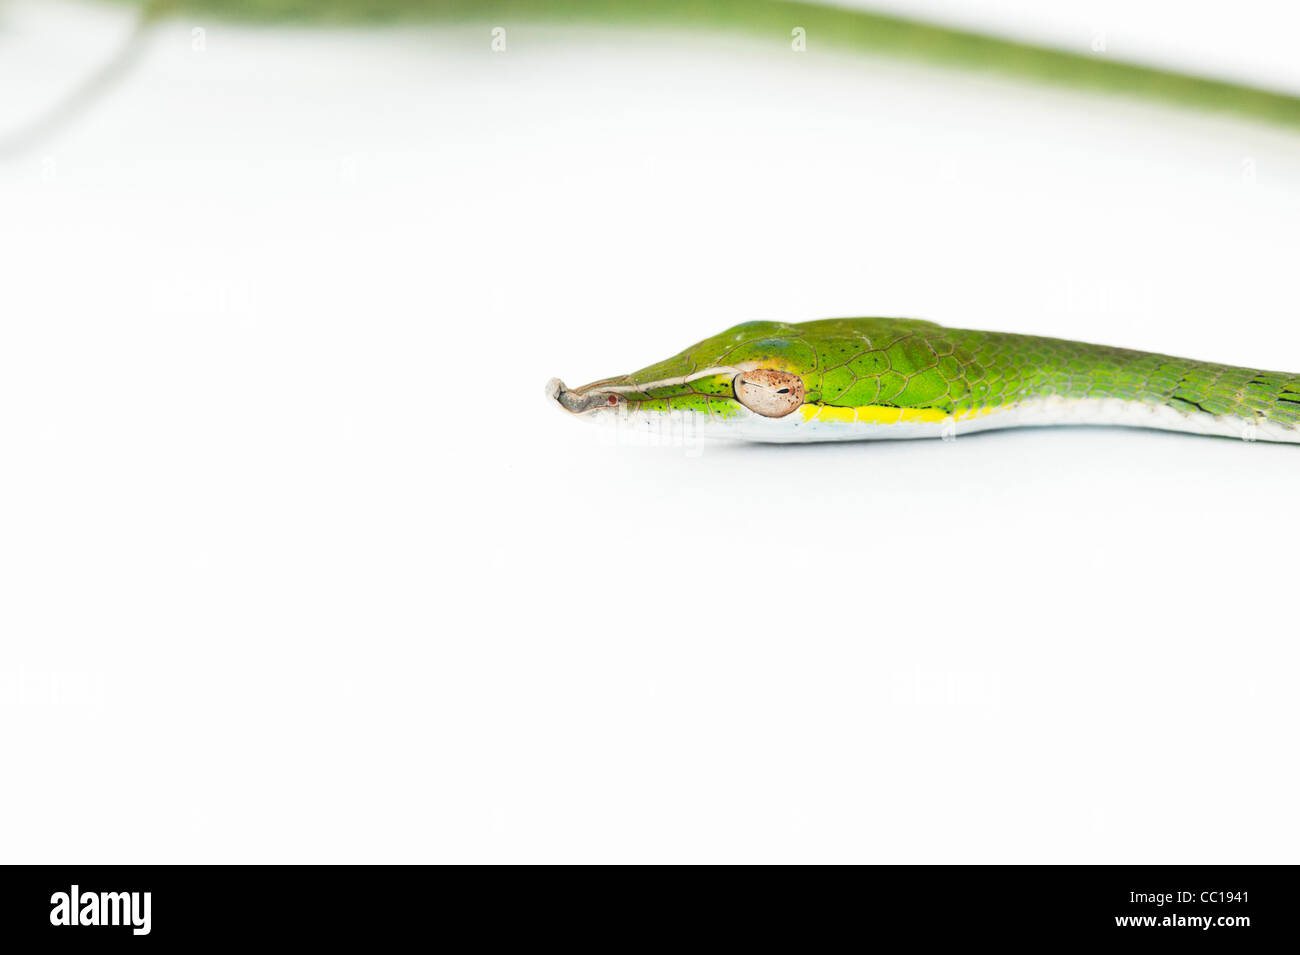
[102,0,1300,444]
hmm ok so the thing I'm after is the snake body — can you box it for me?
[549,319,1300,443]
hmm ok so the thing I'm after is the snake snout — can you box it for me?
[546,378,584,413]
[546,378,621,415]
[545,377,566,405]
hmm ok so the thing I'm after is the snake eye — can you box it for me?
[733,369,805,418]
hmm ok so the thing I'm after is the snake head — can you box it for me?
[546,321,822,432]
[546,366,804,419]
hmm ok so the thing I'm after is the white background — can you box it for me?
[1,0,1298,863]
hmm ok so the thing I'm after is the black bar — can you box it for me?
[0,865,1293,944]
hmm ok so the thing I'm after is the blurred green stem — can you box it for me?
[113,0,1300,129]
